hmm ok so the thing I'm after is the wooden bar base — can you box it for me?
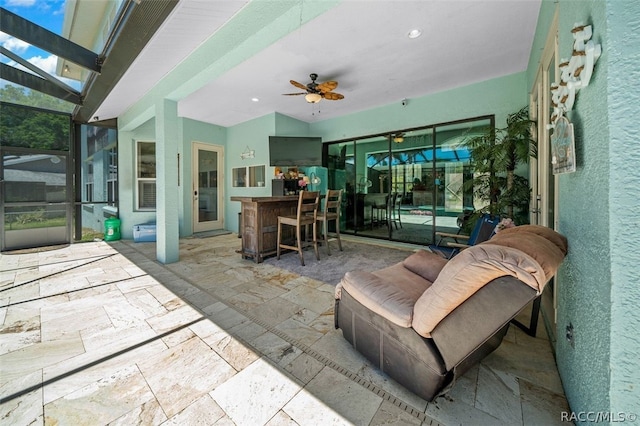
[231,196,299,263]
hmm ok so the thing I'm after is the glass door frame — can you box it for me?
[192,142,224,233]
[530,7,559,341]
[531,10,559,229]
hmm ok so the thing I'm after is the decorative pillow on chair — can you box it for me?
[402,249,449,283]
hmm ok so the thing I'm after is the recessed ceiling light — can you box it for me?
[408,29,422,39]
[251,97,259,102]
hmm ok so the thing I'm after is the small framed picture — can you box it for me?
[551,116,576,174]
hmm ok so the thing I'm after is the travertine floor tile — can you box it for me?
[137,336,236,417]
[210,357,302,426]
[163,394,226,425]
[283,366,382,426]
[275,317,325,347]
[369,400,423,426]
[474,365,522,425]
[42,339,167,405]
[44,364,157,425]
[520,378,570,426]
[282,352,325,384]
[0,371,43,424]
[427,394,509,426]
[0,235,571,426]
[252,331,303,367]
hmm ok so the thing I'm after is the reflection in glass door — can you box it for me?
[387,128,437,245]
[192,142,223,233]
[325,116,492,246]
[432,121,479,239]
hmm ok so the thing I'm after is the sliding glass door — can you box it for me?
[325,115,492,246]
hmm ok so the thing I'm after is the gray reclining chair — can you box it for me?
[334,225,568,401]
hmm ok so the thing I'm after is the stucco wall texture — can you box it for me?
[555,0,640,416]
[605,0,640,414]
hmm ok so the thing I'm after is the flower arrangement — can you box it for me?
[298,176,309,188]
[495,217,516,232]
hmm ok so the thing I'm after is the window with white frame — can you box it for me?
[107,147,117,205]
[136,141,156,210]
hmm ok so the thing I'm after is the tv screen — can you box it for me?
[269,136,323,167]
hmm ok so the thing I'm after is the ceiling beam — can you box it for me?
[0,6,101,74]
[0,46,81,101]
[0,63,82,105]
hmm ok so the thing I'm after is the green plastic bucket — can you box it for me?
[104,217,121,241]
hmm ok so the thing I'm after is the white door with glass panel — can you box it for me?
[529,9,559,342]
[192,143,223,233]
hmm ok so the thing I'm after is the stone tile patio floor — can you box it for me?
[0,234,570,425]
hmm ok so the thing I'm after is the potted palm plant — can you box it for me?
[463,106,536,226]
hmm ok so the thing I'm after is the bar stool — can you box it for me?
[388,192,403,230]
[317,189,343,255]
[277,190,320,266]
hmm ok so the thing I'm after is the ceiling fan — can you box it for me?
[283,73,344,103]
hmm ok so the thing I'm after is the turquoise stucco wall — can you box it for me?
[544,0,640,416]
[605,0,640,413]
[554,0,612,414]
[224,112,316,233]
[225,113,277,234]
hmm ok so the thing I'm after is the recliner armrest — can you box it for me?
[435,231,470,241]
[431,276,536,371]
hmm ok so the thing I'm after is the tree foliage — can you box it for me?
[0,84,75,112]
[463,106,536,224]
[0,85,72,150]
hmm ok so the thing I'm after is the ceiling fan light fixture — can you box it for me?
[305,93,322,103]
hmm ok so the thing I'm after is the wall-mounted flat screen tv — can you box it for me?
[269,136,323,167]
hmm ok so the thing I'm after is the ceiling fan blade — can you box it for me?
[317,80,338,93]
[290,80,308,91]
[282,92,307,96]
[322,92,344,100]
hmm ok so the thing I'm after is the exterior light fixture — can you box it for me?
[305,93,322,103]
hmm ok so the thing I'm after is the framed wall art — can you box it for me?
[551,116,576,174]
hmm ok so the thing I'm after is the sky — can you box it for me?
[0,0,76,88]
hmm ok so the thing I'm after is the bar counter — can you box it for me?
[231,195,299,263]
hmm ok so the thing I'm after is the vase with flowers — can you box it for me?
[298,176,309,191]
